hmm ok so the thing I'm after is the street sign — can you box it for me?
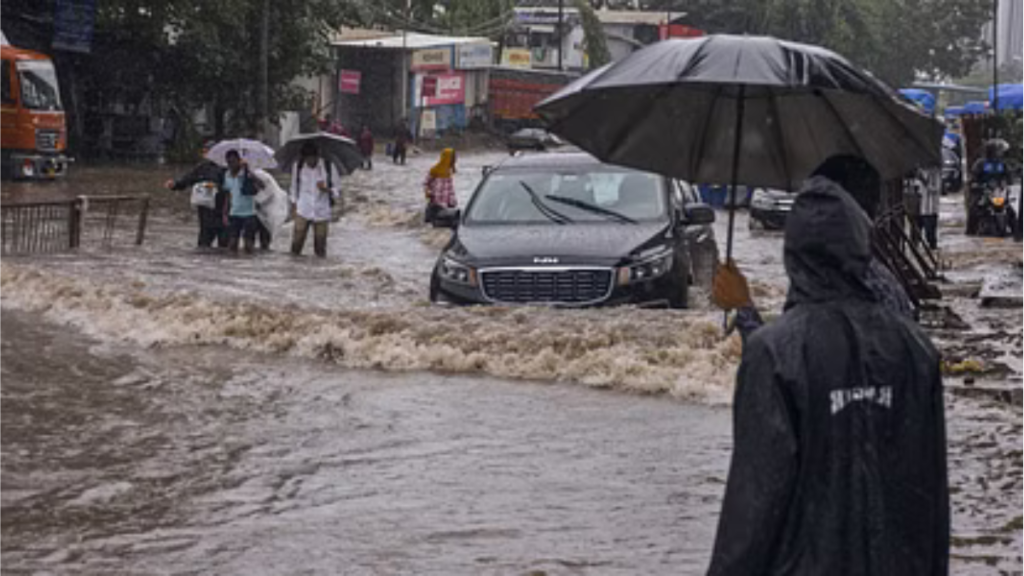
[339,70,361,95]
[422,76,438,98]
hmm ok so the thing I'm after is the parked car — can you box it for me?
[429,152,718,308]
[748,187,795,230]
[506,128,562,153]
[941,148,962,194]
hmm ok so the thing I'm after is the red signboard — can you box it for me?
[659,24,705,40]
[422,76,438,98]
[422,73,464,106]
[339,69,361,95]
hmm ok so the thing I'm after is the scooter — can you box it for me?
[974,182,1011,238]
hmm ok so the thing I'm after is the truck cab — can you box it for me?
[1,44,69,179]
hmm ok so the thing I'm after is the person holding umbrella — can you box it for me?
[289,142,341,258]
[706,173,949,576]
[165,139,227,248]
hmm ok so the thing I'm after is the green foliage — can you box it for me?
[639,0,993,86]
[81,0,357,139]
[574,0,611,69]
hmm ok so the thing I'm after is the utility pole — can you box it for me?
[401,0,411,125]
[259,0,269,140]
[992,0,1000,112]
[557,0,564,71]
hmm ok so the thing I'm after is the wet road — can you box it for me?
[2,154,1022,574]
[2,309,731,575]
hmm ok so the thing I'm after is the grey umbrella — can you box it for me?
[535,35,944,260]
[274,131,363,175]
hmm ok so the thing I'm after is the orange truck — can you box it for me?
[1,41,69,179]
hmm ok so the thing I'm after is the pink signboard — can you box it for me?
[339,69,361,95]
[422,72,465,106]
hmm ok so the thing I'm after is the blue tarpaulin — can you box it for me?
[989,83,1023,111]
[962,101,988,115]
[943,106,965,117]
[899,88,936,114]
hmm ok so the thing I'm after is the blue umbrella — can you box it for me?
[989,83,1023,111]
[943,106,965,117]
[962,100,988,115]
[899,88,936,114]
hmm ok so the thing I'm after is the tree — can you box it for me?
[575,0,612,69]
[639,0,992,86]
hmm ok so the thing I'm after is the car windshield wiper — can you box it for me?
[518,182,572,224]
[544,195,638,224]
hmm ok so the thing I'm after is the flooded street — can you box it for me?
[2,154,1021,574]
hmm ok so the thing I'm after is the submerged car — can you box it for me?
[748,187,796,230]
[429,152,718,308]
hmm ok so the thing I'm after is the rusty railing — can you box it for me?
[1,194,150,255]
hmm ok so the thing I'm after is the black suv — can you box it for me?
[429,152,718,308]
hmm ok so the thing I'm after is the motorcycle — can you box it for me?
[973,182,1011,237]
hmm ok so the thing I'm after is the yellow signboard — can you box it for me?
[501,48,532,69]
[411,47,452,71]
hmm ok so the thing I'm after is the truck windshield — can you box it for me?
[466,167,667,225]
[16,60,62,111]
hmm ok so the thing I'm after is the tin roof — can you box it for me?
[333,31,492,50]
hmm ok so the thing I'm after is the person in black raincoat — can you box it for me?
[707,177,949,575]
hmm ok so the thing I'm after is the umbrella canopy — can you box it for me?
[943,106,965,117]
[274,132,362,175]
[536,35,943,192]
[899,88,936,114]
[206,138,277,169]
[989,83,1023,111]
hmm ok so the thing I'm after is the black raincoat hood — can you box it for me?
[784,176,873,308]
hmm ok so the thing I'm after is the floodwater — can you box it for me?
[2,152,1021,574]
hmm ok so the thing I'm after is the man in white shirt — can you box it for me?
[290,143,340,257]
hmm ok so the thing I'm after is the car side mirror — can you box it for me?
[682,203,715,225]
[432,208,461,229]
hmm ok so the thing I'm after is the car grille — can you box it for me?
[481,268,614,304]
[36,130,59,152]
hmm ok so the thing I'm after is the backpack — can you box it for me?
[295,160,335,206]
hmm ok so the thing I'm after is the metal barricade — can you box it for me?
[1,194,150,255]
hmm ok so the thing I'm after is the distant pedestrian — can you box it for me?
[913,167,941,250]
[423,148,457,223]
[707,175,949,576]
[358,125,374,170]
[392,122,412,165]
[222,149,265,254]
[165,139,227,248]
[289,143,340,258]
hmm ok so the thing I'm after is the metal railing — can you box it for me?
[874,204,942,307]
[1,195,150,255]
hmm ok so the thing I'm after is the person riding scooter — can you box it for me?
[967,141,1010,235]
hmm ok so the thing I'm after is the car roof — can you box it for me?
[497,151,637,171]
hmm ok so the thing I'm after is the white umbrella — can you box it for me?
[206,138,277,170]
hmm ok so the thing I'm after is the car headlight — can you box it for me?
[751,191,775,210]
[618,249,673,286]
[439,256,477,287]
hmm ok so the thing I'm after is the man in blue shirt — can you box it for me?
[222,149,264,253]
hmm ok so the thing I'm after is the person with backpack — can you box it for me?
[290,142,340,257]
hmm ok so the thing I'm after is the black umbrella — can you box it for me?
[274,132,363,175]
[536,35,944,261]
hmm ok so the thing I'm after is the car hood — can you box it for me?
[453,222,671,265]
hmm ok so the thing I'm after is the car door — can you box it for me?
[674,179,718,288]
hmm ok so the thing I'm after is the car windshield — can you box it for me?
[17,60,62,111]
[466,166,666,224]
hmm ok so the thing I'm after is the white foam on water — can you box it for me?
[1,263,742,404]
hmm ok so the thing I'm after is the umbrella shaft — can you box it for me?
[725,86,746,262]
